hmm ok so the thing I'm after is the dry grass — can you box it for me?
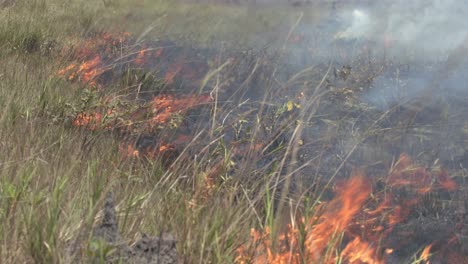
[0,1,463,263]
[0,1,314,262]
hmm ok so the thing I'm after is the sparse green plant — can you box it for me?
[0,1,465,263]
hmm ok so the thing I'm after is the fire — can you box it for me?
[119,143,140,158]
[119,142,176,160]
[189,160,225,208]
[69,93,211,163]
[340,237,382,264]
[59,31,213,159]
[58,32,132,87]
[236,154,459,264]
[236,225,301,264]
[237,174,376,264]
[71,109,115,130]
[386,153,435,193]
[58,53,106,87]
[80,56,104,83]
[149,94,212,126]
[420,244,432,263]
[72,111,103,130]
[58,31,208,88]
[134,48,147,66]
[434,170,457,191]
[57,63,78,76]
[57,31,215,164]
[54,31,465,262]
[155,48,163,58]
[69,93,211,134]
[134,47,164,66]
[306,174,372,262]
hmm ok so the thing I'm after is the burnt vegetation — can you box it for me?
[0,0,467,263]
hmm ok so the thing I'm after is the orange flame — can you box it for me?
[58,55,105,87]
[236,154,459,264]
[434,170,457,191]
[150,94,211,126]
[340,237,383,264]
[237,174,378,264]
[58,31,209,89]
[189,160,225,208]
[72,109,114,130]
[72,112,103,130]
[306,174,372,261]
[134,48,147,66]
[70,93,211,135]
[420,244,432,263]
[119,142,175,160]
[58,32,133,87]
[236,225,301,264]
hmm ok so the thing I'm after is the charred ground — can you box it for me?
[0,1,467,263]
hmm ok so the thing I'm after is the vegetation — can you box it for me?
[0,1,313,262]
[0,1,465,263]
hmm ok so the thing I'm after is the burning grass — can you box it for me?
[236,155,460,264]
[0,1,467,263]
[55,31,216,164]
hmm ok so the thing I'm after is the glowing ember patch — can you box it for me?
[134,49,147,65]
[72,109,115,130]
[68,93,211,135]
[150,94,211,125]
[72,112,103,130]
[57,63,77,76]
[119,142,175,160]
[435,170,457,191]
[57,32,133,87]
[58,55,105,87]
[189,160,225,208]
[158,144,171,152]
[420,244,432,262]
[154,48,163,57]
[119,143,140,158]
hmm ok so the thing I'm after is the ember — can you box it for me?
[57,32,132,87]
[57,54,106,87]
[150,94,212,125]
[420,244,432,262]
[58,32,213,160]
[119,142,176,160]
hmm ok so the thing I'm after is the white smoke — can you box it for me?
[335,1,468,55]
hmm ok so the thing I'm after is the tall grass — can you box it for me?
[0,1,453,263]
[0,1,314,262]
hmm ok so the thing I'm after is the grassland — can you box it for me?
[0,1,323,263]
[0,1,465,263]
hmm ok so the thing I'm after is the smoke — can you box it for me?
[336,0,468,57]
[314,0,468,110]
[234,1,468,109]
